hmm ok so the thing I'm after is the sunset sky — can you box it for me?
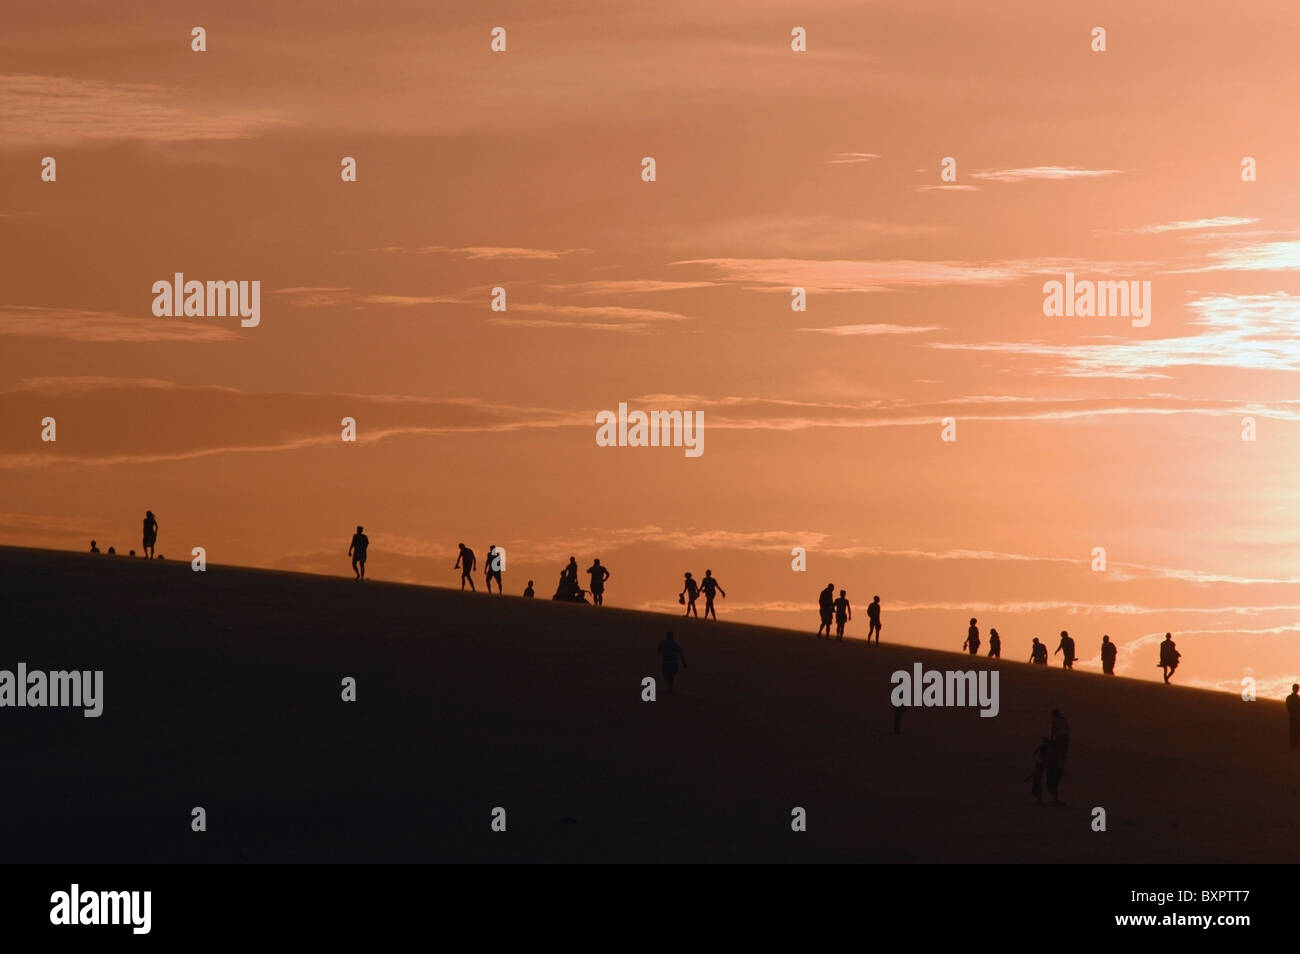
[3,0,1300,696]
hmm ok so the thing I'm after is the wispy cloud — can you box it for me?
[365,245,587,260]
[826,152,880,164]
[1130,216,1259,235]
[270,287,463,308]
[969,166,1122,183]
[0,305,240,342]
[798,323,939,336]
[0,73,287,145]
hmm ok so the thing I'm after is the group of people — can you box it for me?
[680,571,725,619]
[548,556,611,604]
[815,586,882,641]
[968,620,1183,684]
[88,510,160,561]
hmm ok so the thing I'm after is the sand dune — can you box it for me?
[1,545,1295,863]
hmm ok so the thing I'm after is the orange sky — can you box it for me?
[3,0,1299,696]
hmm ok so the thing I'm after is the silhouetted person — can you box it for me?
[485,545,503,593]
[142,510,158,559]
[1158,632,1180,684]
[90,540,99,554]
[867,595,882,643]
[1101,635,1117,675]
[1027,737,1053,803]
[564,556,579,584]
[587,559,611,606]
[1055,630,1076,669]
[1050,709,1070,767]
[680,573,700,617]
[988,628,1001,658]
[1030,637,1048,665]
[455,543,476,591]
[700,569,726,620]
[348,525,369,580]
[107,546,116,556]
[1288,684,1299,748]
[658,631,687,692]
[963,617,980,655]
[524,580,535,598]
[833,589,851,640]
[817,584,835,638]
[129,550,136,557]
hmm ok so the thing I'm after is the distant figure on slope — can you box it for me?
[1101,635,1117,675]
[553,565,587,602]
[1027,737,1054,803]
[107,546,116,556]
[1030,638,1048,665]
[348,525,369,580]
[523,580,535,598]
[817,584,835,638]
[142,511,159,559]
[484,545,503,594]
[988,628,1001,659]
[700,570,726,620]
[455,543,476,591]
[867,595,882,643]
[657,631,687,693]
[963,617,980,655]
[1287,684,1299,749]
[833,589,851,640]
[586,559,611,606]
[1158,633,1181,684]
[90,540,99,554]
[1055,630,1076,669]
[564,556,579,586]
[680,573,700,617]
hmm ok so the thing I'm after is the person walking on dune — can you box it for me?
[348,525,369,580]
[455,543,477,591]
[833,589,851,641]
[658,631,687,693]
[699,569,726,620]
[964,618,980,656]
[680,573,700,617]
[988,628,1001,659]
[1287,684,1299,748]
[817,584,835,638]
[1055,630,1076,669]
[1101,635,1117,675]
[484,545,503,594]
[587,559,611,606]
[1030,637,1048,665]
[867,595,882,643]
[142,510,159,559]
[1158,632,1180,684]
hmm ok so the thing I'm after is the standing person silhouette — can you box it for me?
[1100,635,1117,675]
[657,631,687,693]
[817,584,835,638]
[90,540,100,554]
[587,559,611,606]
[142,511,159,559]
[455,543,477,591]
[988,628,1001,659]
[485,545,503,593]
[1288,684,1300,748]
[348,525,369,580]
[1158,633,1180,683]
[963,618,980,655]
[833,590,852,640]
[680,573,700,617]
[1055,630,1076,669]
[867,595,882,643]
[1030,637,1048,665]
[699,569,725,620]
[523,580,535,598]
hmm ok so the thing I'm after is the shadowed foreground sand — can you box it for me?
[2,545,1295,863]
